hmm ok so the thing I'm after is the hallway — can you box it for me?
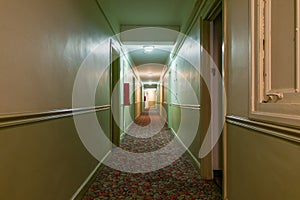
[1,0,300,199]
[82,109,222,199]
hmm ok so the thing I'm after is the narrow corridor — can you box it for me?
[82,109,222,199]
[1,1,300,199]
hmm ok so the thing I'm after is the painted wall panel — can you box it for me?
[226,0,249,117]
[0,0,112,113]
[0,116,103,200]
[226,0,300,199]
[228,125,300,200]
[122,58,136,130]
[166,17,201,165]
[0,0,114,199]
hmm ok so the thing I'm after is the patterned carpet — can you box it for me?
[82,109,222,200]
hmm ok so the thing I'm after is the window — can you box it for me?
[250,0,300,127]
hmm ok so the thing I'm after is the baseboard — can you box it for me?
[71,150,111,200]
[135,114,141,120]
[170,128,201,170]
[120,132,126,140]
[125,120,135,132]
[120,118,136,143]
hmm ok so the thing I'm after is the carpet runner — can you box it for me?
[82,109,222,199]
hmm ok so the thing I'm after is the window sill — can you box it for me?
[249,110,300,130]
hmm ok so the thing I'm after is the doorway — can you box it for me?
[210,11,223,188]
[110,45,121,147]
[144,88,157,109]
[200,1,223,184]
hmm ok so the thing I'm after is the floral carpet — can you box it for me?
[82,109,222,200]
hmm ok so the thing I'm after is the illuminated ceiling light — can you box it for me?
[143,46,155,53]
[143,82,157,86]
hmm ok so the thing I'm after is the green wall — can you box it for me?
[0,0,114,199]
[226,0,300,199]
[162,17,202,167]
[121,58,139,131]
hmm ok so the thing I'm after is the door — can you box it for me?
[110,46,121,147]
[210,11,223,179]
[200,1,223,180]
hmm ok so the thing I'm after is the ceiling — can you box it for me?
[98,0,198,84]
[124,45,171,83]
[136,63,166,83]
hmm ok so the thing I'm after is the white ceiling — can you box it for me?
[136,63,166,83]
[98,0,198,84]
[122,43,173,67]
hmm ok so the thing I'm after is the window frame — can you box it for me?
[250,0,300,128]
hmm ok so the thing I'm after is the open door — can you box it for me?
[110,45,121,147]
[200,1,223,182]
[210,11,223,188]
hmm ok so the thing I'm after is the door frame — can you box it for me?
[209,8,223,173]
[199,0,228,198]
[110,40,121,147]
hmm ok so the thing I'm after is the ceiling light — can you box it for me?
[143,46,155,53]
[143,82,157,86]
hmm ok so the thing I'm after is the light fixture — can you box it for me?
[143,46,155,53]
[143,82,157,86]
